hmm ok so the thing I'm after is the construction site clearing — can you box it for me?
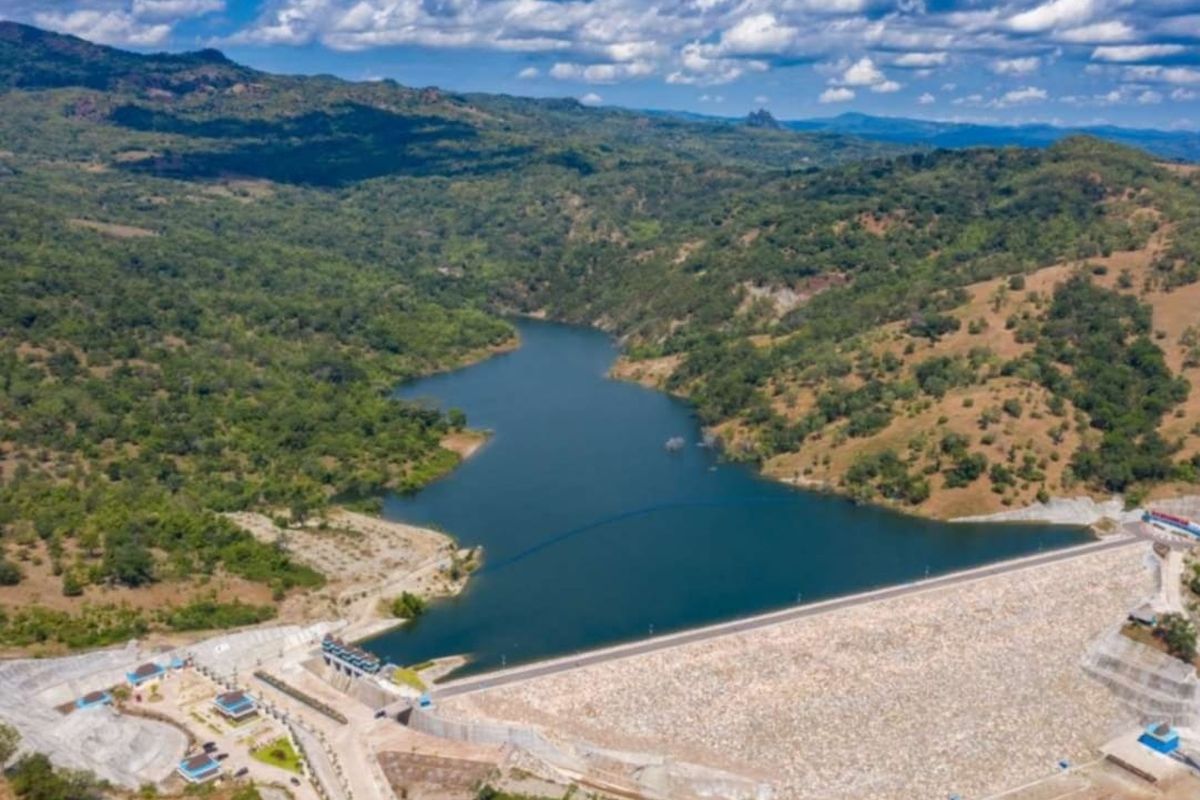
[9,504,1200,799]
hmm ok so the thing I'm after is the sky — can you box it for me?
[4,0,1200,129]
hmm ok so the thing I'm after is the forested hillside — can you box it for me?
[2,22,1200,644]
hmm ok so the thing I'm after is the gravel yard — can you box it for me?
[443,542,1153,800]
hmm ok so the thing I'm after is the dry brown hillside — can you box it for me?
[614,220,1200,520]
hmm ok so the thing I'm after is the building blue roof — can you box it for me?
[213,690,256,715]
[126,662,164,684]
[178,754,220,780]
[75,690,112,709]
[1138,722,1180,754]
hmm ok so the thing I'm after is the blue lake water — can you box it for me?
[368,319,1089,674]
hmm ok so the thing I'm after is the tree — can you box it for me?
[0,721,20,764]
[7,753,103,800]
[389,592,428,620]
[1158,612,1197,663]
[105,540,154,587]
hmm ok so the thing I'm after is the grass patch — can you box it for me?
[250,737,303,774]
[392,668,426,692]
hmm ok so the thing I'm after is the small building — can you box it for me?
[177,753,220,784]
[321,634,382,678]
[74,690,112,710]
[418,693,433,710]
[1138,722,1180,755]
[126,662,164,687]
[212,690,257,721]
[1129,604,1158,627]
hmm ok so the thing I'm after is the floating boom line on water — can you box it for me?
[478,495,811,574]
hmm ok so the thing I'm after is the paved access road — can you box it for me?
[435,535,1137,699]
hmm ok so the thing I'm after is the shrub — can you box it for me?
[389,592,428,620]
[0,559,23,586]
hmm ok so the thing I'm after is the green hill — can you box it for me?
[2,22,1200,641]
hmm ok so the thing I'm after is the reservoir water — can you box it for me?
[369,319,1089,674]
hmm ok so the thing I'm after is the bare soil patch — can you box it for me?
[226,509,473,634]
[68,218,156,239]
[608,353,682,390]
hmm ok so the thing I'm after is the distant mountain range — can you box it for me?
[783,113,1200,162]
[652,109,1200,163]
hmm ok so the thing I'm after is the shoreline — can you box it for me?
[227,507,479,641]
[608,350,1200,527]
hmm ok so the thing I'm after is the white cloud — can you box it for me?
[918,92,935,104]
[1007,0,1099,34]
[1163,67,1200,85]
[893,51,946,68]
[667,42,767,86]
[34,9,171,47]
[819,86,855,103]
[840,56,885,86]
[1138,89,1163,104]
[549,60,653,83]
[1055,21,1134,43]
[1172,87,1197,101]
[1092,44,1187,62]
[997,85,1048,105]
[718,13,796,55]
[990,56,1040,76]
[24,0,1173,114]
[579,92,603,106]
[753,94,769,104]
[131,0,224,22]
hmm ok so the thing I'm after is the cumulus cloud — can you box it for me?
[14,0,1198,119]
[130,0,223,21]
[667,42,767,86]
[27,0,224,47]
[550,60,653,83]
[819,86,855,103]
[34,9,172,46]
[918,91,935,104]
[718,13,796,56]
[1007,0,1100,34]
[893,51,947,68]
[991,56,1041,76]
[1163,67,1200,85]
[840,56,885,86]
[579,91,603,105]
[996,85,1049,105]
[1054,21,1135,43]
[1091,44,1187,63]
